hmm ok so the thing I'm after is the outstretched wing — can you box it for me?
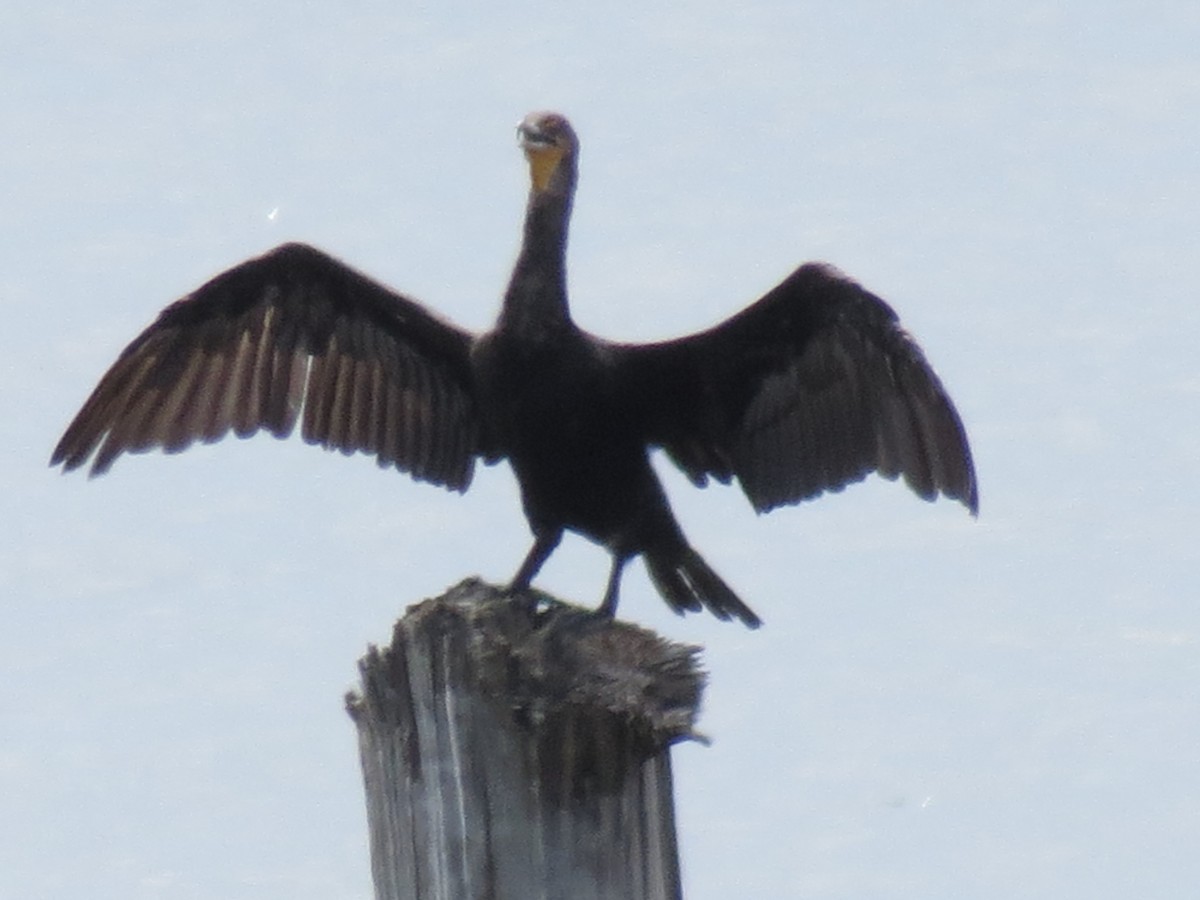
[615,263,978,514]
[52,242,481,490]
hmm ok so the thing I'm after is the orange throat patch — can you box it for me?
[526,146,564,192]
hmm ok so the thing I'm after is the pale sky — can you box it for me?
[4,3,1198,898]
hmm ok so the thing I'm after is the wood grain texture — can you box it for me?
[347,580,702,900]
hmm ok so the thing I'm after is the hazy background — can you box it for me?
[4,2,1197,897]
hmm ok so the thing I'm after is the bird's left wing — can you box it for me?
[613,263,978,514]
[51,242,481,490]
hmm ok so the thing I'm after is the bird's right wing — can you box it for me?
[52,242,481,490]
[613,263,978,514]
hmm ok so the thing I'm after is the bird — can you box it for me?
[51,111,978,628]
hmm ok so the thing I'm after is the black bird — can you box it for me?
[51,111,978,628]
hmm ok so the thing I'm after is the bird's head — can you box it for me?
[517,111,577,194]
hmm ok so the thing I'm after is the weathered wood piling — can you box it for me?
[347,578,706,900]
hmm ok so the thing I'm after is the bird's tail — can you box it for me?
[645,548,762,628]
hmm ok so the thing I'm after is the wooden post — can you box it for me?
[346,578,705,900]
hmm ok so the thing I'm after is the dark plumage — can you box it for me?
[52,111,978,627]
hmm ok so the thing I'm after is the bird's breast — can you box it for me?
[473,331,647,474]
[471,329,667,545]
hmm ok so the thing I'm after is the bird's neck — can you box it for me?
[500,186,574,336]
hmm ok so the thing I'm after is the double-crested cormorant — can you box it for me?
[52,111,978,628]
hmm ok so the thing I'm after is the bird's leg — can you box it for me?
[596,555,629,619]
[508,528,562,593]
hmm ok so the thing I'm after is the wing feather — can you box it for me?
[360,327,385,460]
[52,242,481,490]
[265,300,307,439]
[409,349,434,479]
[159,349,209,451]
[616,263,978,514]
